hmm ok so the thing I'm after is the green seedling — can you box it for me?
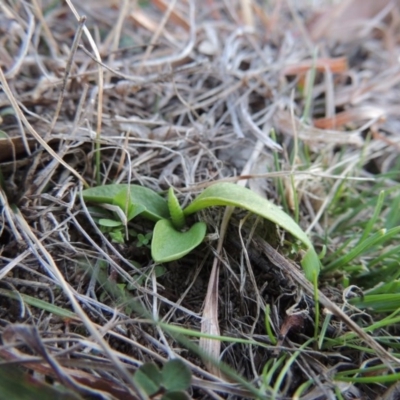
[133,359,191,400]
[83,182,320,281]
[109,229,124,244]
[97,218,125,244]
[136,232,152,248]
[90,207,126,244]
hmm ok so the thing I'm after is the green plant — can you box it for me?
[133,359,191,400]
[136,232,153,248]
[97,217,125,244]
[82,182,320,281]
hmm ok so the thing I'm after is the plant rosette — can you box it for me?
[82,182,320,281]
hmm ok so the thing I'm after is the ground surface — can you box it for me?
[1,1,400,399]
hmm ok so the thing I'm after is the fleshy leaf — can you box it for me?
[112,188,147,221]
[183,182,320,281]
[168,187,185,230]
[82,184,169,221]
[151,220,207,263]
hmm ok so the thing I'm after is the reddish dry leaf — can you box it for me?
[273,110,363,146]
[313,106,386,129]
[282,57,348,76]
[273,314,305,356]
[279,314,305,338]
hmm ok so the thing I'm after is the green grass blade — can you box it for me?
[324,226,400,272]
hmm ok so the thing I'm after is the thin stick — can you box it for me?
[65,0,104,185]
[46,16,86,140]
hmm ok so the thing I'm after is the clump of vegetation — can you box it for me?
[82,182,320,281]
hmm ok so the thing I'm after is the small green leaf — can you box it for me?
[133,363,162,396]
[300,246,320,283]
[98,218,123,228]
[168,187,186,230]
[137,232,152,247]
[183,182,320,281]
[82,184,169,221]
[161,359,192,392]
[128,229,138,237]
[151,220,207,263]
[154,265,167,277]
[109,229,124,244]
[0,106,16,118]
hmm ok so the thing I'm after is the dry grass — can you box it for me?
[1,0,400,399]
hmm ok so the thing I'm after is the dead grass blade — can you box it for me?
[4,5,34,79]
[2,324,111,398]
[200,239,224,377]
[274,109,364,146]
[132,0,196,68]
[152,0,190,30]
[200,140,264,377]
[240,0,255,28]
[0,67,88,186]
[11,207,147,399]
[313,106,386,129]
[65,0,104,184]
[0,335,138,399]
